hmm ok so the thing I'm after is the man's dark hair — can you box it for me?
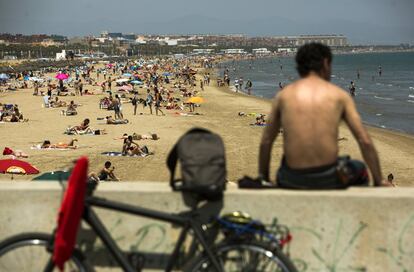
[295,43,332,77]
[104,161,112,168]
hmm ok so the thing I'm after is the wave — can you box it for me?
[374,96,394,101]
[409,87,414,90]
[409,94,414,98]
[376,113,383,116]
[408,100,414,103]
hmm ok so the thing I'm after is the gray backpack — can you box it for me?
[167,128,226,200]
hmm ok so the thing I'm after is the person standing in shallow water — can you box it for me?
[378,66,382,77]
[349,81,356,97]
[259,43,392,189]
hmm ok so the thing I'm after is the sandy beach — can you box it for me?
[0,65,413,186]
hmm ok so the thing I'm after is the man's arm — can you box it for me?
[258,94,282,181]
[342,94,384,186]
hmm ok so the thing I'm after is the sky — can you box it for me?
[0,0,413,45]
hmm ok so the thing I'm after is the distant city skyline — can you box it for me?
[1,0,413,45]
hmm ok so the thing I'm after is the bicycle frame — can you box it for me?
[45,195,223,272]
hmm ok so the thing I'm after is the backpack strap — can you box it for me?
[166,142,180,190]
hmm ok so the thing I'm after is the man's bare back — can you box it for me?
[279,75,347,169]
[259,43,387,188]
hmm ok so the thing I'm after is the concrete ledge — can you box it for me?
[1,182,413,271]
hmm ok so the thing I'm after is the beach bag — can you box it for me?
[167,128,226,200]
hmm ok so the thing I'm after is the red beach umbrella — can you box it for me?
[0,159,40,179]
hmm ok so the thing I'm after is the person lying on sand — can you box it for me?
[106,116,128,124]
[89,161,120,182]
[40,138,78,149]
[3,147,28,158]
[132,133,159,140]
[255,114,266,125]
[115,133,159,141]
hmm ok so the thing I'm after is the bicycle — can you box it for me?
[0,173,297,271]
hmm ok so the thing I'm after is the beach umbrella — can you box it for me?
[116,78,130,83]
[24,75,30,81]
[32,170,71,181]
[186,97,205,104]
[118,85,133,91]
[130,80,143,85]
[0,159,40,180]
[123,73,132,77]
[106,63,113,68]
[29,77,43,82]
[55,73,69,80]
[0,73,9,80]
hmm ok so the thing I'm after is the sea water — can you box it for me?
[219,52,414,134]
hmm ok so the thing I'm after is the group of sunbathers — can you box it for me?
[121,134,151,156]
[0,103,28,122]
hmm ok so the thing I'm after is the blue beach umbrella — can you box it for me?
[0,73,9,80]
[130,80,143,85]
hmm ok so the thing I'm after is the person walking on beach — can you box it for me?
[132,91,138,115]
[378,66,382,77]
[79,80,83,96]
[115,94,124,119]
[246,79,253,95]
[154,89,165,116]
[74,79,79,96]
[108,77,112,91]
[112,96,121,119]
[146,89,154,115]
[259,43,390,189]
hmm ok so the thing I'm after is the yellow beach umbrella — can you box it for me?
[186,97,205,104]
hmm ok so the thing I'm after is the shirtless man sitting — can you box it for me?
[259,43,390,189]
[63,100,77,115]
[89,161,120,182]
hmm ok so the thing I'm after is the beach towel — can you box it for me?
[31,144,76,150]
[64,128,94,135]
[101,151,152,157]
[250,123,268,127]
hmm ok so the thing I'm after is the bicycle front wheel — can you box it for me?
[187,241,298,272]
[0,232,89,272]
